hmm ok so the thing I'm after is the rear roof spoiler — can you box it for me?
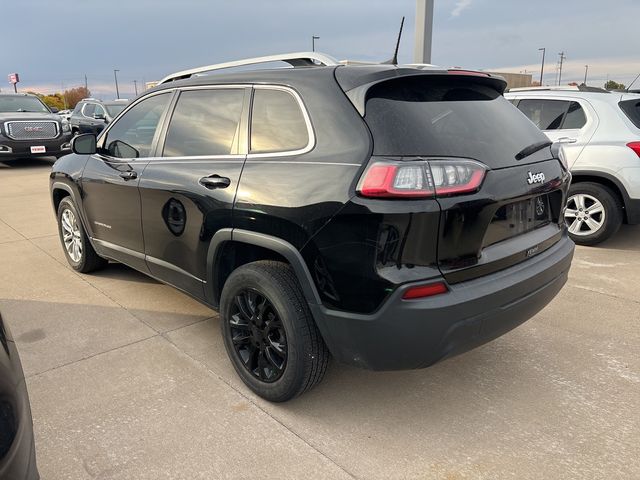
[335,67,508,116]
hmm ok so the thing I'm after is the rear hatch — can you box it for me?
[341,70,570,284]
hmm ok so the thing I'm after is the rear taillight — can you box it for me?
[628,142,640,157]
[402,282,448,300]
[357,159,486,199]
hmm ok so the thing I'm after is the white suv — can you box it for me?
[505,86,640,245]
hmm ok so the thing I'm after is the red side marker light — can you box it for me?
[627,142,640,157]
[402,282,448,300]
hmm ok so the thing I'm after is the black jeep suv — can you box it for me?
[49,53,574,401]
[0,93,72,161]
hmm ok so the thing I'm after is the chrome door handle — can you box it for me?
[199,175,231,189]
[119,170,137,180]
[556,137,577,144]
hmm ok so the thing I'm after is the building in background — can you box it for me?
[483,71,533,89]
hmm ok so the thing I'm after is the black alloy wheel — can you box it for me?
[229,289,288,382]
[220,261,329,402]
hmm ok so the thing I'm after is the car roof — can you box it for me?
[148,63,507,97]
[504,88,639,104]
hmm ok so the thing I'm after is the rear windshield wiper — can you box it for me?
[515,140,552,161]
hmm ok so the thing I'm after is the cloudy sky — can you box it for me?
[3,0,639,99]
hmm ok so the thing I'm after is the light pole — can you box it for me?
[414,0,434,64]
[312,35,320,52]
[133,80,138,96]
[557,52,566,86]
[584,65,589,85]
[538,48,546,85]
[113,69,120,99]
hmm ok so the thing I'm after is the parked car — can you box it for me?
[56,109,73,122]
[506,86,640,245]
[50,52,574,401]
[0,93,73,161]
[69,98,130,135]
[0,312,39,479]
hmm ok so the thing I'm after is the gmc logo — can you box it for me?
[527,171,545,185]
[24,126,44,132]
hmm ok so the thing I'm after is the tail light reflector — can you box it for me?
[357,159,486,198]
[628,142,640,157]
[402,282,448,300]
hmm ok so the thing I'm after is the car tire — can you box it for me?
[57,197,107,273]
[565,182,623,246]
[220,261,329,402]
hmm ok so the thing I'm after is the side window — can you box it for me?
[102,93,171,159]
[561,101,587,129]
[517,99,570,130]
[94,104,106,117]
[163,89,245,157]
[72,103,83,114]
[250,88,309,154]
[82,103,96,117]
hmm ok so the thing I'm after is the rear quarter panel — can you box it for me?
[233,70,372,251]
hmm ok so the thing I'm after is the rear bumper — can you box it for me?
[311,233,574,370]
[0,133,72,159]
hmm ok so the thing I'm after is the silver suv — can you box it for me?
[505,86,640,245]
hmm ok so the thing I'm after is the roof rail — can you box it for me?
[509,85,609,94]
[509,86,580,92]
[158,51,340,85]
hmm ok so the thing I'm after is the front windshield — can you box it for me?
[105,104,127,117]
[0,96,50,113]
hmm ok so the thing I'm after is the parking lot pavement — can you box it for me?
[1,158,639,479]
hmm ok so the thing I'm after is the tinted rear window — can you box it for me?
[620,99,640,129]
[250,89,309,154]
[364,77,548,167]
[517,99,569,130]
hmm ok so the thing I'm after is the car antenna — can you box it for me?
[626,73,640,92]
[382,16,405,65]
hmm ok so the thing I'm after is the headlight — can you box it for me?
[61,120,71,133]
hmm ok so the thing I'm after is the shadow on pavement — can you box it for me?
[0,157,56,170]
[91,262,161,285]
[591,224,640,252]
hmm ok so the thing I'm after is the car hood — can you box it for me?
[0,112,61,122]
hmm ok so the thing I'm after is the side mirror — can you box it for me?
[71,134,97,155]
[50,107,59,113]
[107,139,139,158]
[93,112,106,121]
